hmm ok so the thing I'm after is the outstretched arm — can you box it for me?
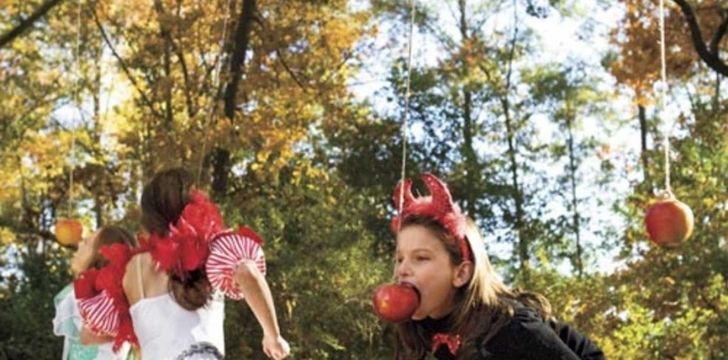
[235,260,290,359]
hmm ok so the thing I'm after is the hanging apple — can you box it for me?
[645,196,694,248]
[372,283,420,323]
[55,218,83,246]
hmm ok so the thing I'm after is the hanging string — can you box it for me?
[658,0,672,196]
[68,0,83,217]
[397,0,416,222]
[196,0,235,185]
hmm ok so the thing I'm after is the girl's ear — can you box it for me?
[453,260,474,288]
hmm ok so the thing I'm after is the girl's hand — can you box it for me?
[262,334,290,360]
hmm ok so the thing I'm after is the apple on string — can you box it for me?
[55,218,84,247]
[645,192,694,249]
[372,283,420,323]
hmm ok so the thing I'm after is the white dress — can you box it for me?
[129,292,225,360]
[53,284,130,360]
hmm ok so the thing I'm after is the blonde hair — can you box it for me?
[394,215,552,359]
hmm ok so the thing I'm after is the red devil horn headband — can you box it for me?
[421,173,456,214]
[391,173,472,261]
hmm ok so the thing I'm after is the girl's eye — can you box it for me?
[416,256,429,262]
[396,258,403,263]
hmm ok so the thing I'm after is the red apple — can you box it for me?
[372,283,420,323]
[55,218,83,246]
[645,198,694,248]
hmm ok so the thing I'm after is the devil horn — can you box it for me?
[421,173,454,212]
[392,178,415,211]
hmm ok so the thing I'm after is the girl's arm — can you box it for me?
[235,260,290,359]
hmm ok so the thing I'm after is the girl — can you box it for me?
[390,173,604,360]
[74,168,289,359]
[53,225,137,360]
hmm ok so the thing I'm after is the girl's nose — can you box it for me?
[395,260,412,281]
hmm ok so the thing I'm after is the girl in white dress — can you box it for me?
[74,168,289,359]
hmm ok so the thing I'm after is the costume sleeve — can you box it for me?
[206,227,266,300]
[480,307,585,360]
[73,243,138,352]
[75,288,121,336]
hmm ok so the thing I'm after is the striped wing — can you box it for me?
[206,232,266,300]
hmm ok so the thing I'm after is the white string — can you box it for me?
[658,0,672,195]
[69,0,83,217]
[397,0,416,222]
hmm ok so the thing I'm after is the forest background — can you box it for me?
[0,0,726,358]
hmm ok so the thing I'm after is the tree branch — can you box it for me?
[252,15,307,91]
[0,0,64,49]
[91,7,164,119]
[672,0,728,76]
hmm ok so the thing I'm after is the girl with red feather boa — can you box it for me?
[74,168,289,359]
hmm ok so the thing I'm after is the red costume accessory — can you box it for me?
[74,243,142,351]
[391,173,471,261]
[431,333,462,355]
[144,190,224,275]
[206,226,266,300]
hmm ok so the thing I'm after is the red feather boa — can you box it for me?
[74,243,141,351]
[144,190,224,276]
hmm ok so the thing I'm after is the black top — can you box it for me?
[419,305,604,360]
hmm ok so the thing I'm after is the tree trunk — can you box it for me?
[458,0,478,216]
[565,108,583,277]
[638,104,649,181]
[463,89,478,216]
[153,0,175,129]
[503,99,529,284]
[502,0,529,285]
[211,147,231,200]
[224,0,257,119]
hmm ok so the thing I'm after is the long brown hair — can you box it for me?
[141,168,212,311]
[89,225,137,269]
[394,215,553,359]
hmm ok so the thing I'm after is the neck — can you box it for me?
[429,289,459,320]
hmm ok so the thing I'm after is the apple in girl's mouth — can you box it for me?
[372,282,420,323]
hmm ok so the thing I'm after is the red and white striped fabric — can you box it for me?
[76,290,119,336]
[206,231,266,300]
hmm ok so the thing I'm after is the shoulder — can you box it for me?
[122,252,155,296]
[123,253,153,280]
[480,306,581,360]
[54,283,74,305]
[549,320,605,360]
